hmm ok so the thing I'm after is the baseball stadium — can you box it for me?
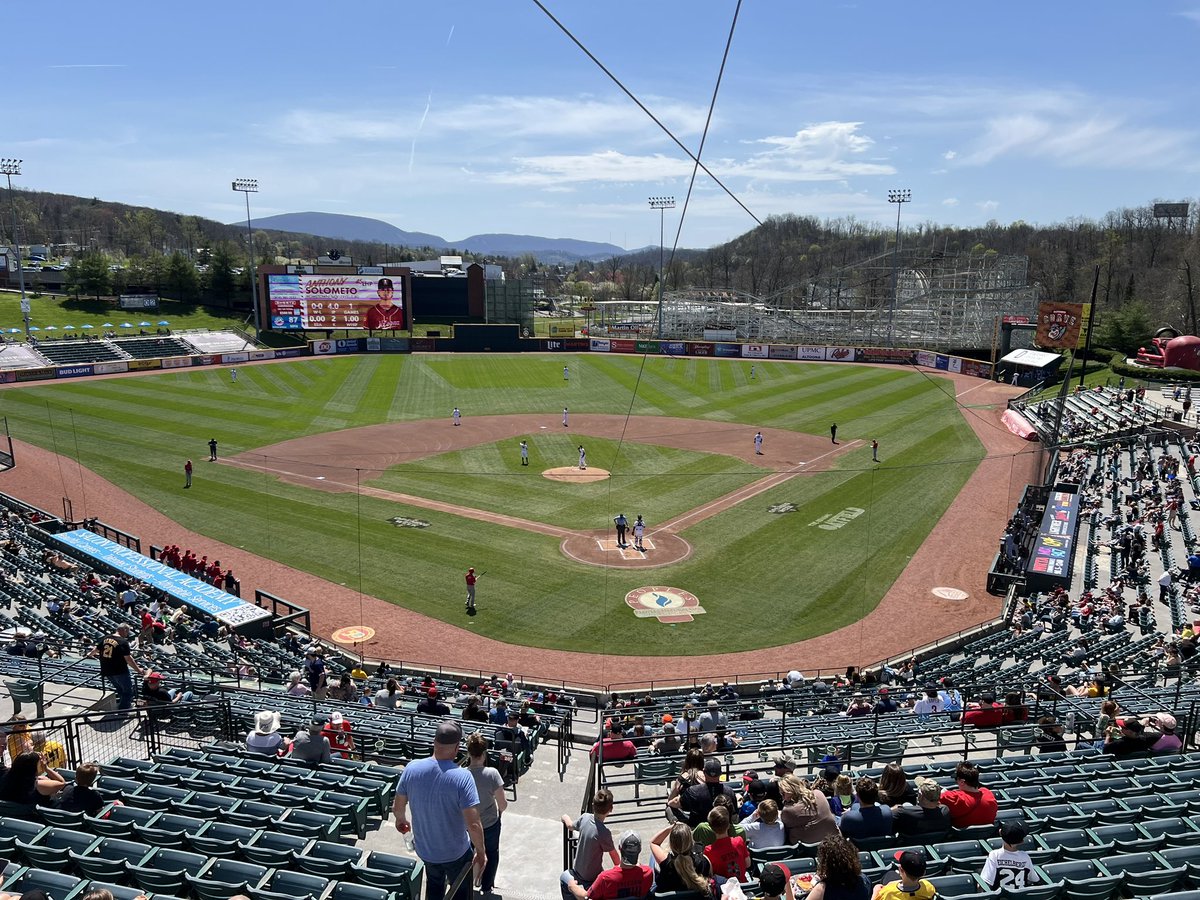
[0,269,1198,899]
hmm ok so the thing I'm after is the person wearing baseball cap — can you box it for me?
[980,822,1038,891]
[394,720,485,900]
[367,277,404,330]
[565,830,652,899]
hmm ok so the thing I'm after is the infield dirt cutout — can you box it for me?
[225,412,852,570]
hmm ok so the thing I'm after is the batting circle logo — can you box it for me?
[625,586,706,624]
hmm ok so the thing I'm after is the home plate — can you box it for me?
[932,587,969,600]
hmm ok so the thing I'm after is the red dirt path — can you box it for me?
[0,371,1036,686]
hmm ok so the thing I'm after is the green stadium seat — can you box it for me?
[1100,852,1186,895]
[1,866,86,900]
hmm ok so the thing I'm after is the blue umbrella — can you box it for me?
[45,326,58,331]
[80,324,94,330]
[28,327,40,332]
[6,328,19,334]
[120,323,133,328]
[138,321,151,327]
[157,320,170,326]
[62,325,76,330]
[102,323,114,328]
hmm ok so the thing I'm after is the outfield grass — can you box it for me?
[0,354,984,654]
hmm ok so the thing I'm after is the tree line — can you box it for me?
[5,187,1197,352]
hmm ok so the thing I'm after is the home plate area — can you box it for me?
[596,536,656,559]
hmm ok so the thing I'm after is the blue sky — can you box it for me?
[10,2,1200,250]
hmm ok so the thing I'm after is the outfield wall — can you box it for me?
[0,335,994,382]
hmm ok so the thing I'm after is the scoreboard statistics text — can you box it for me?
[267,274,406,330]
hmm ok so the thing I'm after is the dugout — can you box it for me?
[999,348,1063,387]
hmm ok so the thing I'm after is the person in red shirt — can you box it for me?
[962,693,1003,728]
[938,761,997,828]
[321,711,355,758]
[702,805,749,883]
[589,721,638,763]
[566,831,652,900]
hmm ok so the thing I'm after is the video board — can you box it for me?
[267,274,406,330]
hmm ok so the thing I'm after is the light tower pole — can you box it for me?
[649,196,675,338]
[232,178,261,335]
[1,159,29,338]
[887,188,911,347]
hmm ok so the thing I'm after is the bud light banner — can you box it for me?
[768,345,798,360]
[714,343,742,358]
[741,344,769,359]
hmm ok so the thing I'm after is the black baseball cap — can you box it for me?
[378,278,394,290]
[434,720,463,746]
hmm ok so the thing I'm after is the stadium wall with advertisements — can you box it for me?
[0,337,993,384]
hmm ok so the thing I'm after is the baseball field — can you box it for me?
[0,353,991,658]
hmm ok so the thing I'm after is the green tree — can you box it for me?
[1098,301,1154,356]
[67,251,111,300]
[208,241,237,301]
[165,250,200,300]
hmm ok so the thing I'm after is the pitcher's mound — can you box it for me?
[543,467,610,483]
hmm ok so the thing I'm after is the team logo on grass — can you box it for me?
[808,507,864,530]
[768,503,798,514]
[388,516,431,528]
[625,586,706,624]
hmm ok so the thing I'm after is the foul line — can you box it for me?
[225,458,573,538]
[654,440,862,534]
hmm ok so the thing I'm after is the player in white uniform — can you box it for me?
[578,446,587,470]
[452,407,461,426]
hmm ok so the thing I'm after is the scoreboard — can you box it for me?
[266,274,406,330]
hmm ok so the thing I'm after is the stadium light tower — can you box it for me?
[649,196,675,338]
[1,159,29,339]
[232,178,261,334]
[886,188,911,347]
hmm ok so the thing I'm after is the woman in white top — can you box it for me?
[246,710,284,755]
[374,677,402,710]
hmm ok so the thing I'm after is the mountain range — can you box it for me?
[241,212,637,263]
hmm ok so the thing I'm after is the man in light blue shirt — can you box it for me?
[394,720,485,900]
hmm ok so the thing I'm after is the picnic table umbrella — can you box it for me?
[102,323,114,328]
[157,320,170,326]
[80,324,94,329]
[138,321,151,327]
[119,322,133,328]
[28,327,39,332]
[6,328,19,334]
[62,325,76,330]
[45,326,57,331]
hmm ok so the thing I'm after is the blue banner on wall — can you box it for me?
[55,529,270,626]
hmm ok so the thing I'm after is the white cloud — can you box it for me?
[943,150,957,160]
[269,95,710,147]
[1179,8,1200,23]
[978,200,999,212]
[942,197,959,207]
[487,121,894,188]
[959,112,1194,169]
